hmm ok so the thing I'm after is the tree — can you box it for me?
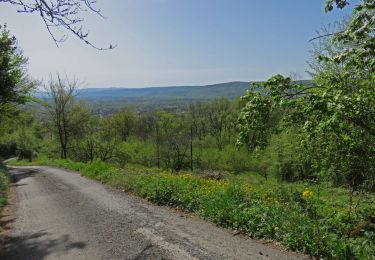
[205,98,236,150]
[44,74,78,159]
[188,98,238,150]
[156,112,190,171]
[14,110,40,161]
[134,113,157,141]
[0,24,34,114]
[1,0,114,49]
[70,110,118,162]
[237,0,375,189]
[237,88,274,153]
[307,19,350,78]
[0,109,39,160]
[111,107,137,142]
[188,102,209,140]
[0,24,35,160]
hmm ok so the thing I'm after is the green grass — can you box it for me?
[9,158,375,259]
[0,163,10,219]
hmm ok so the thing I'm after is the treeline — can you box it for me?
[2,93,259,173]
[0,85,330,185]
[1,68,373,191]
[1,73,294,178]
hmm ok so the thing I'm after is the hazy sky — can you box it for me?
[0,0,353,88]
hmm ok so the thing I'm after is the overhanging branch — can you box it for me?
[1,0,116,50]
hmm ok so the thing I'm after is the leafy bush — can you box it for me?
[198,145,253,173]
[114,139,156,167]
[0,142,17,160]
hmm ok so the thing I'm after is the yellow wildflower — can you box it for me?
[302,188,313,199]
[274,226,280,231]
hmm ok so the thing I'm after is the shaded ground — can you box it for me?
[0,166,307,259]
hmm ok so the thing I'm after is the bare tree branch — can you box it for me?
[309,30,345,42]
[43,73,79,159]
[0,0,117,50]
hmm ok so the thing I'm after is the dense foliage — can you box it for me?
[0,25,35,161]
[0,24,33,114]
[238,0,375,190]
[35,97,252,172]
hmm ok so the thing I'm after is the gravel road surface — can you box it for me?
[0,166,305,260]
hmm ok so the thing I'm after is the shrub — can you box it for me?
[114,140,156,167]
[0,142,17,160]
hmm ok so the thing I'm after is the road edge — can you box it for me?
[0,176,17,242]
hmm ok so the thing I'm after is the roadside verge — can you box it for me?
[0,163,16,239]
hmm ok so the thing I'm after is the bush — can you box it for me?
[17,148,36,162]
[114,139,156,167]
[0,142,17,160]
[198,145,253,173]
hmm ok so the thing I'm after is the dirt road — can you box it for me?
[0,166,305,259]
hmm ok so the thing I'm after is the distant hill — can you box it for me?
[77,81,252,101]
[75,81,252,114]
[35,80,311,114]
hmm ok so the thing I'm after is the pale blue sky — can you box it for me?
[0,0,354,87]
